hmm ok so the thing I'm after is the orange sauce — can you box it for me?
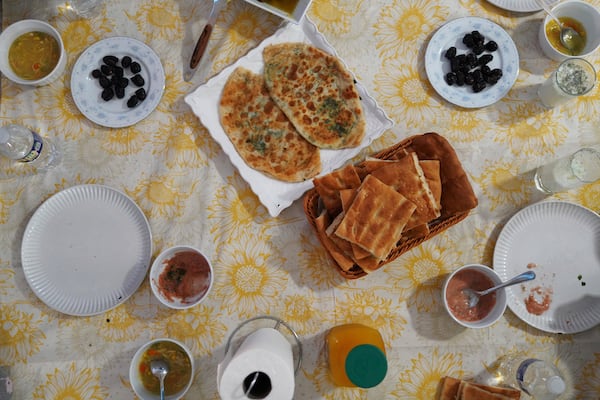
[545,17,586,56]
[446,269,496,322]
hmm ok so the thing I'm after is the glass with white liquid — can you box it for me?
[537,58,596,108]
[534,148,600,193]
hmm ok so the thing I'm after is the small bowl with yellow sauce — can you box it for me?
[129,338,194,400]
[538,0,600,61]
[243,0,313,23]
[0,19,66,86]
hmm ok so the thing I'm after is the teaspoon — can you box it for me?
[150,359,169,400]
[534,0,584,53]
[463,270,536,309]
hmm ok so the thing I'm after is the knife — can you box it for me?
[184,0,227,82]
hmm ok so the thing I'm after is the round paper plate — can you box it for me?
[71,36,165,128]
[425,17,519,108]
[21,185,152,316]
[493,201,600,333]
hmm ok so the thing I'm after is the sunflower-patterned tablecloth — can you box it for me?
[1,0,600,399]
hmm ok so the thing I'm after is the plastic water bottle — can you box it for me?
[498,357,565,399]
[0,124,60,170]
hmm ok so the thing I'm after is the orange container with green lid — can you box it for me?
[325,323,387,388]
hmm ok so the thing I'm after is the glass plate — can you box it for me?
[425,17,519,108]
[71,36,165,128]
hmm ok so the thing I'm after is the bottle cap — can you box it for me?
[547,375,566,394]
[345,344,387,388]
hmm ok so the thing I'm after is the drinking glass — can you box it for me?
[534,148,600,193]
[537,58,596,108]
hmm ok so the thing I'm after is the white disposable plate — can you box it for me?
[485,0,543,12]
[425,17,519,108]
[71,37,165,128]
[21,185,152,316]
[493,201,600,333]
[185,17,394,217]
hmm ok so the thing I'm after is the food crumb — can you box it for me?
[527,262,537,269]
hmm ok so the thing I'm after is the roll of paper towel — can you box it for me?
[217,327,295,400]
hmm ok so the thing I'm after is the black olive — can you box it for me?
[462,33,474,48]
[472,69,483,82]
[127,95,139,108]
[103,55,119,66]
[490,68,503,78]
[456,71,465,86]
[135,88,147,101]
[445,72,457,85]
[101,87,114,101]
[472,44,485,55]
[121,56,132,68]
[130,61,141,73]
[464,72,475,85]
[445,47,457,59]
[478,54,493,66]
[472,81,486,93]
[118,77,129,88]
[485,74,499,85]
[485,41,498,52]
[91,69,101,78]
[466,53,477,68]
[100,64,113,75]
[131,74,145,87]
[481,65,491,76]
[113,66,124,78]
[115,85,125,99]
[99,76,111,88]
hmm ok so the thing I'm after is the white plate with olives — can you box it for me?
[71,36,165,128]
[425,17,519,108]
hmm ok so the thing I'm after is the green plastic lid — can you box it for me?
[345,344,388,388]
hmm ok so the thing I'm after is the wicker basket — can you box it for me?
[303,133,477,279]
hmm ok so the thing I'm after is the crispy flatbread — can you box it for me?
[420,159,442,210]
[219,67,321,182]
[313,164,361,216]
[263,43,366,149]
[315,210,356,272]
[438,377,521,400]
[370,152,441,230]
[334,175,416,260]
[458,382,516,400]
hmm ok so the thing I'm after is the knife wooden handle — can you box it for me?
[190,24,213,69]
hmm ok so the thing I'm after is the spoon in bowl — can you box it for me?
[463,270,536,309]
[533,0,584,53]
[150,359,169,400]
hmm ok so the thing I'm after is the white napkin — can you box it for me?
[185,16,394,217]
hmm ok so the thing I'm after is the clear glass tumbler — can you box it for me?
[537,58,596,108]
[534,148,600,193]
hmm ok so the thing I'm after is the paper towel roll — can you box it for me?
[218,327,295,400]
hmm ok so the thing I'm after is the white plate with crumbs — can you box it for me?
[71,36,165,128]
[184,17,394,217]
[425,17,519,108]
[493,201,600,333]
[21,185,152,316]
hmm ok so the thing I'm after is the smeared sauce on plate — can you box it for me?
[525,286,552,315]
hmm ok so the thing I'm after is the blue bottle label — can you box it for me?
[516,358,539,395]
[19,131,43,163]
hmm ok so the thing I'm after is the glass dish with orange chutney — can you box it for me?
[8,31,60,80]
[546,17,587,56]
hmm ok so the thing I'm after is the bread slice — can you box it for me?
[457,381,517,400]
[313,164,361,216]
[438,377,521,400]
[314,210,356,272]
[370,152,441,231]
[334,175,416,260]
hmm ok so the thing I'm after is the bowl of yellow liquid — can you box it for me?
[538,0,600,61]
[243,0,312,23]
[0,19,66,86]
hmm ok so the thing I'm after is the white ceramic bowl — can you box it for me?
[150,245,213,310]
[129,338,194,400]
[243,0,313,23]
[0,19,67,86]
[538,0,600,61]
[442,263,507,329]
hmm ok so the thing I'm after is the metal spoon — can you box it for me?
[534,0,583,53]
[150,359,169,400]
[463,270,536,309]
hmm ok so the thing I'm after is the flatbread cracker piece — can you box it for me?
[370,152,441,230]
[315,210,356,272]
[438,377,521,400]
[219,67,321,182]
[457,382,515,400]
[334,175,416,260]
[313,164,361,216]
[419,159,442,210]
